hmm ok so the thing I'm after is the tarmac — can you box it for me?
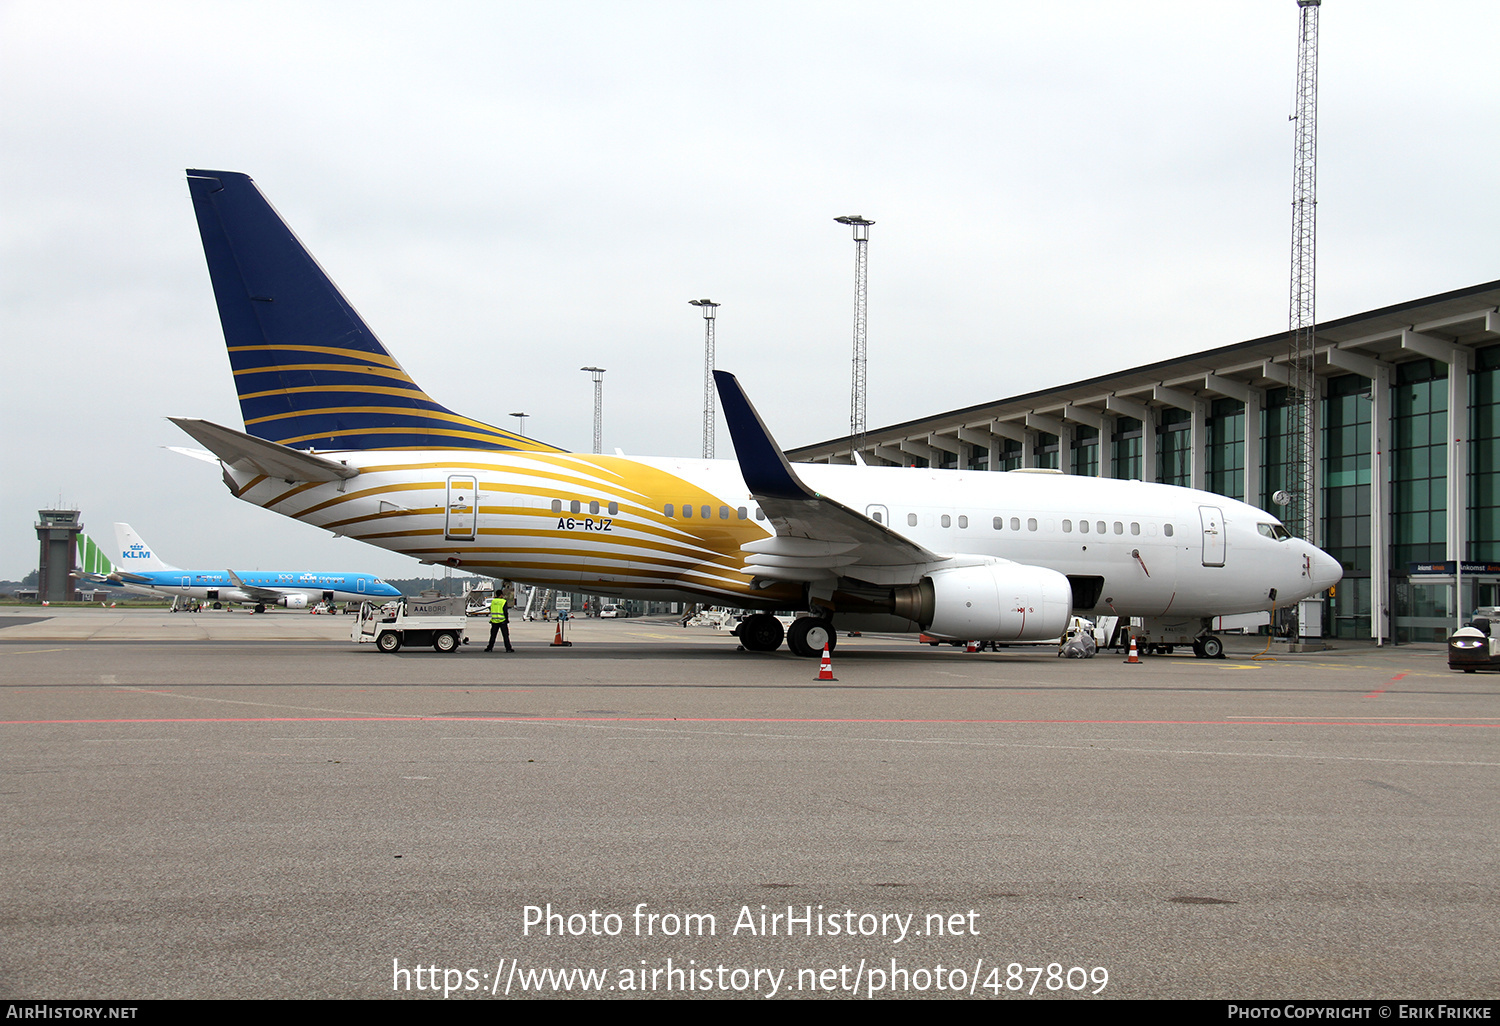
[1,608,1496,1000]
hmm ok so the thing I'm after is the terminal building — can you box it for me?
[785,279,1500,644]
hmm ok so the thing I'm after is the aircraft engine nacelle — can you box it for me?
[905,563,1073,642]
[279,593,310,609]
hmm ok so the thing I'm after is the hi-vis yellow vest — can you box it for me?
[489,597,507,623]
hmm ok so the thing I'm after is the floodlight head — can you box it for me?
[689,298,719,319]
[834,214,874,241]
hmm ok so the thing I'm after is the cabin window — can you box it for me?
[755,508,765,521]
[958,515,968,529]
[1010,517,1020,531]
[570,500,581,514]
[608,501,618,515]
[1095,521,1106,534]
[1079,519,1090,533]
[551,499,562,513]
[664,504,674,517]
[701,505,711,519]
[871,510,883,523]
[719,506,730,520]
[908,513,918,527]
[683,505,693,518]
[1027,518,1038,531]
[1062,519,1072,532]
[941,515,951,528]
[737,507,747,520]
[993,517,1003,530]
[589,501,600,515]
[1113,521,1123,534]
[1131,522,1140,535]
[1164,523,1174,537]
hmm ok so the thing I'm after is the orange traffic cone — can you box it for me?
[550,621,571,647]
[816,644,837,681]
[1125,635,1141,663]
[966,640,979,653]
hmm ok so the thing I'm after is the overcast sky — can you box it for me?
[3,0,1496,580]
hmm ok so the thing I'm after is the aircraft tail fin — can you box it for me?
[77,533,117,576]
[113,524,179,572]
[185,170,565,454]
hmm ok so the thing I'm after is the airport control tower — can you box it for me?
[35,509,83,603]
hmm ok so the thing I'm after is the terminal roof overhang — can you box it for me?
[785,278,1500,462]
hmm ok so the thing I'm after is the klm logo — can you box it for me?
[122,544,152,560]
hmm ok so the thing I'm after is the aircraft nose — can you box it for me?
[1307,545,1343,591]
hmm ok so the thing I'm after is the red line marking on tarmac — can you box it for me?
[1,714,1495,728]
[1364,671,1408,699]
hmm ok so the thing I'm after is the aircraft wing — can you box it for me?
[714,370,941,577]
[169,418,360,483]
[224,570,288,603]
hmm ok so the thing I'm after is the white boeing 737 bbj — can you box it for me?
[173,170,1341,656]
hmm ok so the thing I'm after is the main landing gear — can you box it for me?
[737,613,784,653]
[786,617,836,658]
[735,614,836,657]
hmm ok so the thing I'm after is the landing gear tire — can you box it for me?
[433,631,459,653]
[377,632,401,653]
[787,617,836,658]
[1197,635,1224,659]
[254,603,266,614]
[738,614,785,653]
[212,602,222,610]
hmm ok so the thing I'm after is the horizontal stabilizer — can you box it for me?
[169,417,360,482]
[164,446,223,465]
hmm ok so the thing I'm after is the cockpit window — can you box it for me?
[1257,523,1292,541]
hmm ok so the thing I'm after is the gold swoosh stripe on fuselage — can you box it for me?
[400,551,756,587]
[270,471,761,557]
[345,524,756,571]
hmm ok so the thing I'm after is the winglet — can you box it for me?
[713,370,815,501]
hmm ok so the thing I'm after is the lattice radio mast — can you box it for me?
[581,366,606,454]
[835,215,874,451]
[689,299,720,459]
[1287,0,1321,545]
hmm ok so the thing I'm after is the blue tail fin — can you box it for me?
[186,170,563,453]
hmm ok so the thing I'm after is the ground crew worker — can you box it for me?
[485,585,514,652]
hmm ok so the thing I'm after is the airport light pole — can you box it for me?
[509,412,529,437]
[581,367,606,454]
[689,299,720,459]
[834,215,874,454]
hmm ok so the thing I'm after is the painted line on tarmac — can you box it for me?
[1364,671,1408,698]
[4,715,1498,728]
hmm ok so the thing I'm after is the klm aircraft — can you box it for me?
[77,523,401,611]
[171,170,1340,654]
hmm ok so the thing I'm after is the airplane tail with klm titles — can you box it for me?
[112,524,178,572]
[185,170,565,455]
